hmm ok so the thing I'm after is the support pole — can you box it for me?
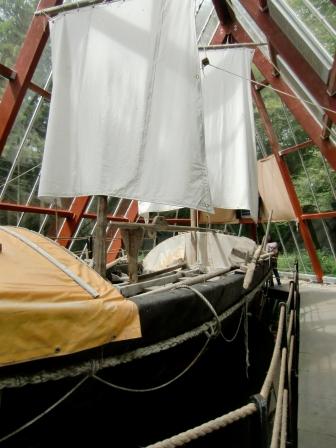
[93,195,107,278]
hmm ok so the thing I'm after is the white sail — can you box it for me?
[139,47,258,221]
[202,47,258,220]
[38,0,213,213]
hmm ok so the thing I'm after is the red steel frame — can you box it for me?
[0,0,63,154]
[212,3,326,281]
[238,0,336,124]
[0,0,334,277]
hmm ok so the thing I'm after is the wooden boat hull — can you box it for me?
[0,263,275,447]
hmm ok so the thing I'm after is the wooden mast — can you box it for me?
[93,195,107,278]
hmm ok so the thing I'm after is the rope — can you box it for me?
[280,389,288,448]
[0,376,88,444]
[92,335,211,393]
[0,163,41,189]
[208,63,336,116]
[260,304,285,399]
[144,403,257,448]
[221,305,244,342]
[270,347,287,448]
[173,285,221,336]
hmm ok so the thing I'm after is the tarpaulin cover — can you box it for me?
[258,155,296,221]
[38,0,212,213]
[143,232,256,273]
[139,47,258,219]
[0,227,140,366]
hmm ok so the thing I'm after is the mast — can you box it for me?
[93,195,107,278]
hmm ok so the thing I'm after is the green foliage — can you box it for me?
[278,250,336,277]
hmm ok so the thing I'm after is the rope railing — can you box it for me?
[144,262,300,448]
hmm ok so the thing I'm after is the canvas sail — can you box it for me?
[38,0,213,213]
[139,47,258,220]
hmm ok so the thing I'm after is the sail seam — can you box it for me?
[133,0,167,195]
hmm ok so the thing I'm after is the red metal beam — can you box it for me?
[0,201,74,218]
[321,114,332,140]
[258,0,268,12]
[327,53,336,96]
[302,211,336,220]
[0,63,16,80]
[0,0,63,155]
[56,196,91,247]
[252,83,324,281]
[28,81,51,101]
[279,139,313,157]
[238,0,336,124]
[211,0,235,42]
[106,200,138,263]
[231,25,336,171]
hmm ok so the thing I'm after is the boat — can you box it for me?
[0,1,299,447]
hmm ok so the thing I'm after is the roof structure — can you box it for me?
[0,0,335,281]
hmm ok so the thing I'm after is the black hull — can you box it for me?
[0,265,275,447]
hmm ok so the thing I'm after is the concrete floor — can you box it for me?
[298,281,336,448]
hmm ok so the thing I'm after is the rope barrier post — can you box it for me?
[291,264,300,447]
[250,394,269,448]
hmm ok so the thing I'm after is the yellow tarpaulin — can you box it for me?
[0,226,141,366]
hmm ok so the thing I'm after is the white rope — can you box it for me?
[208,63,336,116]
[0,163,41,189]
[144,403,257,447]
[221,305,245,343]
[92,335,211,393]
[173,285,221,335]
[177,284,245,344]
[0,376,88,444]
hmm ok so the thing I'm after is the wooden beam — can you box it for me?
[35,0,102,16]
[279,140,313,157]
[83,212,129,222]
[0,0,63,155]
[93,195,107,278]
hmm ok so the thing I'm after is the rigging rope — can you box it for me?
[0,376,88,444]
[208,63,336,116]
[93,334,211,393]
